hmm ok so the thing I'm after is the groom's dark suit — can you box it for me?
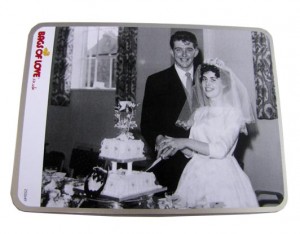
[141,65,193,193]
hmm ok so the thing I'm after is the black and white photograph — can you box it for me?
[11,23,285,214]
[4,0,300,233]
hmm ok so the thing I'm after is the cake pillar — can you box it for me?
[112,161,117,172]
[127,162,133,174]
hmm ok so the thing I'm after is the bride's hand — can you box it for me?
[158,136,186,159]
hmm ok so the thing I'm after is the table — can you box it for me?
[41,170,169,209]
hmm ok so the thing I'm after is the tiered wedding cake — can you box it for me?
[99,101,164,201]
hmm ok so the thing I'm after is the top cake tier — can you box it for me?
[99,138,145,162]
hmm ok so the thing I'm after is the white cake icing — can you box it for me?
[101,169,162,199]
[98,138,164,200]
[100,138,144,161]
[98,101,165,200]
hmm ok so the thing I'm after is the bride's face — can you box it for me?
[202,71,224,99]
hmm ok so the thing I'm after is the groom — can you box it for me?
[141,31,201,194]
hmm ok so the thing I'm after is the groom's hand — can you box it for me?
[160,148,176,160]
[156,136,179,159]
[155,135,173,159]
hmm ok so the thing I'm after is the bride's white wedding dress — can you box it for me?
[174,106,259,208]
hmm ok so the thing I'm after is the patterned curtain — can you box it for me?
[115,27,138,103]
[51,27,74,106]
[251,31,277,119]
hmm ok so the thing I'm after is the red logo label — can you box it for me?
[32,31,50,90]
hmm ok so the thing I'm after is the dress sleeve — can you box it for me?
[208,108,243,159]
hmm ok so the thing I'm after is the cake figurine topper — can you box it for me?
[114,101,138,140]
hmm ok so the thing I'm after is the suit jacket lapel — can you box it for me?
[169,66,186,98]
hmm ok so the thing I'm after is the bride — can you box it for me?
[157,58,259,208]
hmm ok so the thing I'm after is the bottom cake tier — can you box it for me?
[100,169,165,201]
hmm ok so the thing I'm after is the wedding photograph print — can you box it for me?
[11,23,286,215]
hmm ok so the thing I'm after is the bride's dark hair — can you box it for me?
[199,64,231,92]
[199,64,220,82]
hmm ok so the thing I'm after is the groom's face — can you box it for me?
[171,40,199,71]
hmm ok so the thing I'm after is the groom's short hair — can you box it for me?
[170,31,198,49]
